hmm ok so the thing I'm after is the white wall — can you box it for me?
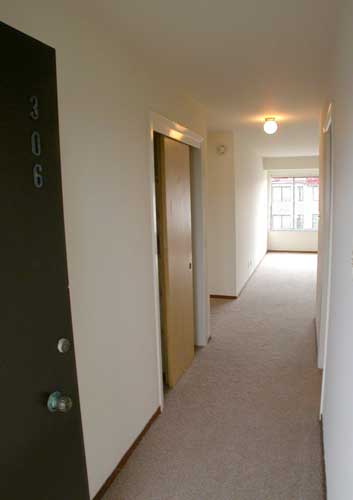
[316,114,332,369]
[321,1,353,499]
[207,132,236,296]
[234,130,268,295]
[0,3,208,498]
[268,231,318,252]
[207,129,268,297]
[263,156,319,171]
[265,159,319,252]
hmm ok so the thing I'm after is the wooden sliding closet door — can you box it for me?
[155,134,195,387]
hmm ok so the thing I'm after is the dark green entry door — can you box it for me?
[0,21,89,500]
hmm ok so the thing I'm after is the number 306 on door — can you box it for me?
[29,96,44,189]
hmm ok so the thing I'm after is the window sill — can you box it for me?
[269,229,318,233]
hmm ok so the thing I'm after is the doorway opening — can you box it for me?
[149,113,209,404]
[154,132,195,388]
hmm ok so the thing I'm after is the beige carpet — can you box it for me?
[103,252,325,500]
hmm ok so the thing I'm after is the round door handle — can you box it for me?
[47,391,73,413]
[57,338,71,354]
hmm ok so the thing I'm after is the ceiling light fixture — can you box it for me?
[263,117,278,135]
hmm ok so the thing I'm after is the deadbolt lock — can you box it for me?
[57,338,71,354]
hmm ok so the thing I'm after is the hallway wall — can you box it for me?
[316,107,332,368]
[207,132,236,296]
[0,3,208,498]
[322,1,353,498]
[207,130,268,297]
[234,130,268,294]
[268,231,318,252]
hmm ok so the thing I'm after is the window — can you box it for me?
[270,176,319,231]
[312,186,319,201]
[296,214,304,230]
[272,215,292,230]
[312,214,319,230]
[273,186,292,202]
[296,186,304,201]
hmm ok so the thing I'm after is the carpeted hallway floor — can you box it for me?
[103,252,325,500]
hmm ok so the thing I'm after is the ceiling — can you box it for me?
[98,0,336,156]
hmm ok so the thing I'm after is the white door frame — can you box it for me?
[319,103,334,416]
[148,112,209,409]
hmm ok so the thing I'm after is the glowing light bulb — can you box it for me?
[264,117,278,135]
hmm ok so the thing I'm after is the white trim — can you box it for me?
[323,102,333,133]
[148,112,207,411]
[150,112,204,149]
[320,103,334,417]
[266,168,319,177]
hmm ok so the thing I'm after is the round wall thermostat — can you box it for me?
[217,145,226,155]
